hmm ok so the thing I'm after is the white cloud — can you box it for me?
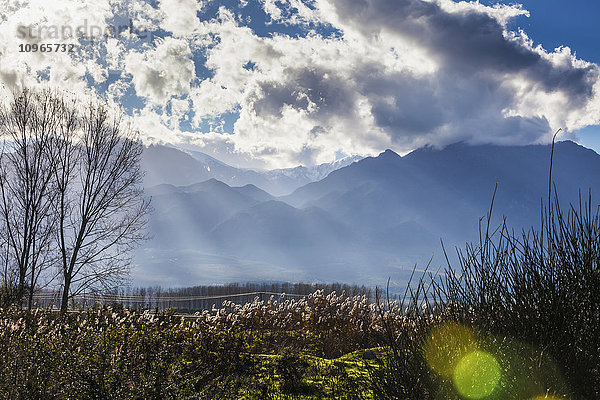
[215,0,600,165]
[435,0,530,26]
[125,37,195,103]
[0,0,112,94]
[189,80,239,119]
[158,0,203,36]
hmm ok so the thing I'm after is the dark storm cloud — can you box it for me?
[363,73,446,134]
[352,60,551,146]
[329,0,597,100]
[251,66,359,119]
[242,0,599,150]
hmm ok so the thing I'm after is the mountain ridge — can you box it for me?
[133,140,600,288]
[142,144,363,196]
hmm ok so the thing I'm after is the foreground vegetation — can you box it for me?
[0,292,384,398]
[1,150,599,398]
[2,190,599,398]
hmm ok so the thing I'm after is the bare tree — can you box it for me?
[0,89,150,311]
[54,101,150,312]
[0,90,61,308]
[0,222,16,306]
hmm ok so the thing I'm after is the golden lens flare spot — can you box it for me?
[424,322,478,377]
[453,351,501,399]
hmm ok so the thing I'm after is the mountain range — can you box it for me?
[141,145,362,196]
[133,141,600,288]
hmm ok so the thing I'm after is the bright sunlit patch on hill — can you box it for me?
[453,351,501,399]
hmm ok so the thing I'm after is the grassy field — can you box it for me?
[0,280,596,399]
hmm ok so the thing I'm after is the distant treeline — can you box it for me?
[117,282,375,311]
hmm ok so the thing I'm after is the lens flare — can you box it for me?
[530,396,563,400]
[453,351,501,399]
[424,322,478,377]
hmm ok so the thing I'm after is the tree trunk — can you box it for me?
[16,269,26,308]
[27,266,35,310]
[60,277,71,313]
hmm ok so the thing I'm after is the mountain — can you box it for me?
[141,144,362,196]
[137,177,412,287]
[137,179,370,286]
[133,141,600,288]
[232,184,275,202]
[285,141,600,261]
[141,145,213,187]
[210,200,357,264]
[260,155,364,187]
[145,179,262,250]
[286,141,600,237]
[141,145,265,191]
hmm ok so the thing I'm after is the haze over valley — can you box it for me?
[134,141,600,288]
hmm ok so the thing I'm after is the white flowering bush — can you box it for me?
[0,292,392,399]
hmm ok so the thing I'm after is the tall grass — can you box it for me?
[430,189,600,398]
[371,181,600,398]
[0,292,381,398]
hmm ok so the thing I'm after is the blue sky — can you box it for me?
[501,0,600,152]
[503,0,600,64]
[2,0,600,167]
